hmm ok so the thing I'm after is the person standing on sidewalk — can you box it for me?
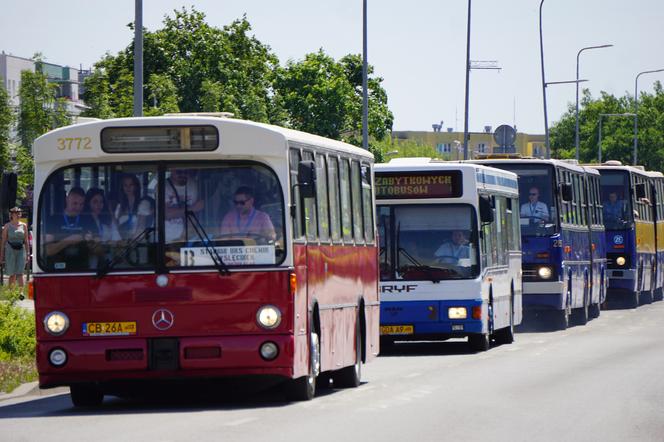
[0,207,29,288]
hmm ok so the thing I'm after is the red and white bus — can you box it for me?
[31,114,379,406]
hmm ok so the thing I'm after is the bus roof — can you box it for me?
[586,161,654,177]
[33,116,373,164]
[470,157,587,174]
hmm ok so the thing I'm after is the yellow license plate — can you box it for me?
[380,325,414,335]
[83,322,137,336]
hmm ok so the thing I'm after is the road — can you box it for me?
[1,304,664,442]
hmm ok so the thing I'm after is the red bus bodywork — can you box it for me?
[36,244,378,389]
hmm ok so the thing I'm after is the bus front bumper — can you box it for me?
[522,281,565,310]
[36,334,294,389]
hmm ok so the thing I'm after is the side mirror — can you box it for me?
[479,195,494,224]
[297,160,316,198]
[635,183,646,200]
[561,183,573,202]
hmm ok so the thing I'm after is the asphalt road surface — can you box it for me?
[1,303,664,442]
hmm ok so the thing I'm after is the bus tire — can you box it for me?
[288,330,320,401]
[468,333,490,352]
[333,316,362,388]
[654,289,664,302]
[553,309,569,331]
[494,296,514,345]
[589,302,601,319]
[628,291,639,309]
[574,281,589,326]
[640,289,653,305]
[70,384,104,408]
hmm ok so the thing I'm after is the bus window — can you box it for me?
[351,160,364,244]
[600,170,632,229]
[302,151,318,241]
[361,163,374,243]
[339,159,353,242]
[327,156,341,242]
[289,148,304,240]
[315,154,330,242]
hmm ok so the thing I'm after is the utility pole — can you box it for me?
[133,0,143,117]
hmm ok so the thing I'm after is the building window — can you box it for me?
[436,143,451,153]
[477,143,487,153]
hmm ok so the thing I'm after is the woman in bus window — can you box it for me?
[115,173,141,238]
[84,188,120,268]
[0,207,29,287]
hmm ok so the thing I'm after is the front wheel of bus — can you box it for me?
[333,317,362,388]
[288,331,320,401]
[70,384,104,408]
[468,333,490,352]
[494,297,514,345]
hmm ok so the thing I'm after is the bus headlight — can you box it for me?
[616,256,626,266]
[538,267,553,279]
[44,311,70,336]
[448,307,467,319]
[257,305,281,329]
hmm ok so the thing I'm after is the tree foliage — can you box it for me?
[82,7,393,146]
[0,86,13,171]
[550,83,664,170]
[16,67,71,151]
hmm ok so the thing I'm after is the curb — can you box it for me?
[0,382,69,403]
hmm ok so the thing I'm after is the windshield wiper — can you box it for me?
[96,227,154,278]
[185,209,230,275]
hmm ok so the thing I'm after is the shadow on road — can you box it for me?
[0,377,355,418]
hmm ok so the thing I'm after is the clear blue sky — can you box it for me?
[1,0,662,134]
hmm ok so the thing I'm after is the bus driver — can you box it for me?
[434,230,470,264]
[520,186,550,221]
[220,186,276,241]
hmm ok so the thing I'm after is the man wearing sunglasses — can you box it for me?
[520,186,550,222]
[219,186,276,241]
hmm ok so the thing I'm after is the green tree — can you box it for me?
[0,86,13,171]
[84,8,282,123]
[550,83,664,170]
[275,50,393,143]
[81,69,114,119]
[145,73,179,116]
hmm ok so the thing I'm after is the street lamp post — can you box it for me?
[633,68,664,165]
[538,0,549,157]
[133,0,143,117]
[598,113,636,164]
[543,79,587,158]
[362,0,368,151]
[575,44,613,161]
[462,0,472,160]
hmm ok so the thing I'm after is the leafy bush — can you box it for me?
[0,286,35,360]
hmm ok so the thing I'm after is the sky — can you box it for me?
[1,0,663,134]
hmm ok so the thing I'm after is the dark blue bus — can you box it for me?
[473,158,607,329]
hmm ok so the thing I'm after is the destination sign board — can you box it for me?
[375,171,462,199]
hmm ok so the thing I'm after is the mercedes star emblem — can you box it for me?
[152,308,175,331]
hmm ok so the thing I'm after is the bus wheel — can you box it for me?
[552,309,569,331]
[589,302,601,319]
[654,289,664,302]
[628,291,639,309]
[494,297,514,345]
[468,333,490,352]
[333,317,362,388]
[70,384,104,408]
[288,331,320,401]
[640,289,654,305]
[574,287,589,326]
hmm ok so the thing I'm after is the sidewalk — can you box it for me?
[0,382,68,403]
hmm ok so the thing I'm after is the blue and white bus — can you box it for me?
[376,159,522,351]
[473,158,607,329]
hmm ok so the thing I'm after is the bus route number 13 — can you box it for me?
[57,137,92,151]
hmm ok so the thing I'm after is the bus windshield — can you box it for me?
[38,162,285,272]
[599,170,632,230]
[378,204,479,281]
[491,164,558,237]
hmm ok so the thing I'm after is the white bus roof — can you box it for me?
[470,157,587,174]
[586,161,653,177]
[33,116,373,165]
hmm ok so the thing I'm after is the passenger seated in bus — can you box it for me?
[114,173,141,239]
[603,192,628,224]
[44,187,90,268]
[136,196,155,233]
[434,230,470,264]
[165,168,204,242]
[83,188,121,268]
[520,186,550,221]
[219,186,276,241]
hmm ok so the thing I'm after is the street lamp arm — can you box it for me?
[634,68,664,165]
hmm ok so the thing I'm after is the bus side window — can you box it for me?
[351,160,364,244]
[315,153,330,242]
[327,156,341,243]
[339,159,354,242]
[361,163,374,243]
[289,148,304,240]
[302,151,318,242]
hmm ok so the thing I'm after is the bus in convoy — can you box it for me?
[472,157,607,329]
[31,115,379,406]
[376,159,522,351]
[589,161,661,306]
